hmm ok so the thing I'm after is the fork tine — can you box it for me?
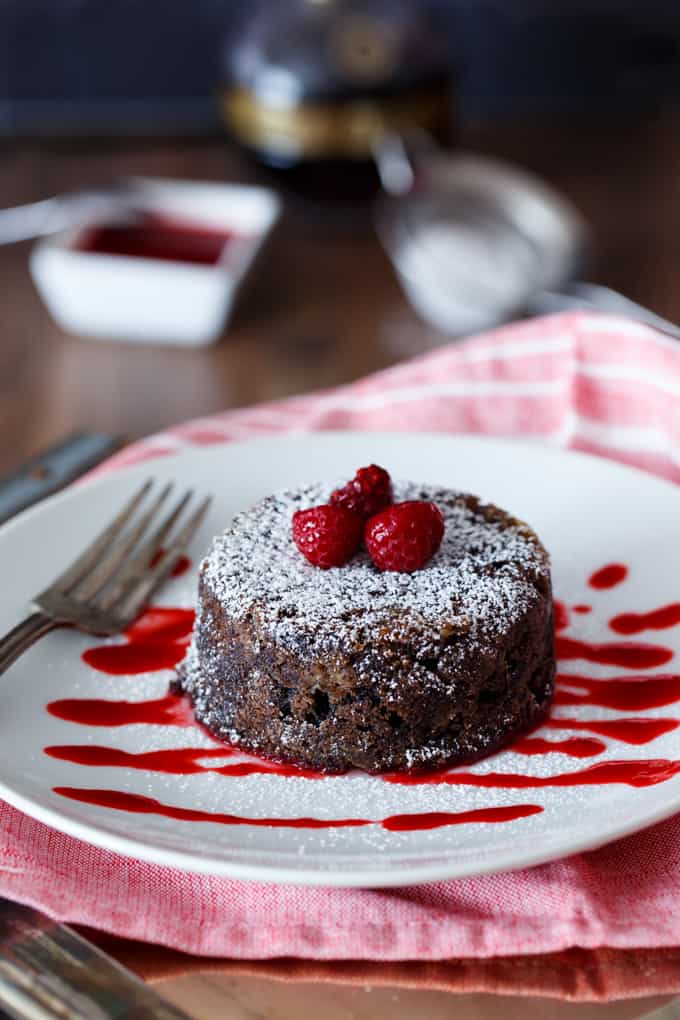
[95,488,193,610]
[139,487,193,567]
[72,482,173,601]
[114,495,212,621]
[44,479,153,597]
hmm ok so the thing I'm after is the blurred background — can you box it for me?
[1,0,680,476]
[3,1,679,132]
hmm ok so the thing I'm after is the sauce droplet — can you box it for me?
[77,218,237,267]
[589,564,628,589]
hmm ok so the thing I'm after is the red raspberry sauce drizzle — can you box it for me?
[50,559,680,831]
[545,715,678,743]
[555,673,680,710]
[45,744,327,780]
[589,563,628,589]
[383,759,680,788]
[82,607,195,675]
[555,636,673,669]
[511,736,606,758]
[610,604,680,636]
[47,694,195,727]
[51,787,541,831]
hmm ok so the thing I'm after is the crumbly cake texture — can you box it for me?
[177,482,555,773]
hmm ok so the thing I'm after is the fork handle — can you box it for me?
[0,613,58,675]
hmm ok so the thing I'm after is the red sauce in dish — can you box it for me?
[77,217,237,266]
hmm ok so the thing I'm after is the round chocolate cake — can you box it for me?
[178,482,555,773]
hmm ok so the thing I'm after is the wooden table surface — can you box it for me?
[155,976,674,1020]
[2,107,680,479]
[2,110,680,1018]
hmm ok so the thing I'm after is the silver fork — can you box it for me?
[0,480,210,675]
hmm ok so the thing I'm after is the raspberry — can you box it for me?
[292,504,362,569]
[364,501,445,572]
[330,464,393,519]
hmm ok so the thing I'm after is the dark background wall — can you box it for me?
[1,1,679,136]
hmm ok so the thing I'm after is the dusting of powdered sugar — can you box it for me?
[197,481,550,660]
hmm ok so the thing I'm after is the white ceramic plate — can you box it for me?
[1,433,680,887]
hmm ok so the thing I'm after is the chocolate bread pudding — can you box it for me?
[177,481,555,773]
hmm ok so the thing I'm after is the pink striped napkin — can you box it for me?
[3,310,680,963]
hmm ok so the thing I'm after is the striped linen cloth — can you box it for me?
[2,309,680,964]
[100,310,680,483]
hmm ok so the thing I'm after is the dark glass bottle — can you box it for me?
[221,0,454,202]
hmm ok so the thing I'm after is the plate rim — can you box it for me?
[3,771,680,886]
[3,430,680,541]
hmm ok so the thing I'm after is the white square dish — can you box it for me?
[30,177,281,346]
